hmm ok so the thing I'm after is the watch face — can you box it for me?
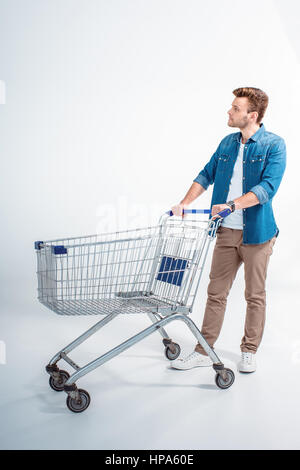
[227,201,234,211]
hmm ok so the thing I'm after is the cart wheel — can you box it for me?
[164,342,181,360]
[49,370,70,392]
[66,389,91,413]
[215,368,235,389]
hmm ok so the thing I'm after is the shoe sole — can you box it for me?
[170,363,213,370]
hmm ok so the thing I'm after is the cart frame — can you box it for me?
[35,209,235,413]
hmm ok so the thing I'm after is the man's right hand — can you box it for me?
[171,203,186,217]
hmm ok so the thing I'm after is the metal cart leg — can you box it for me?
[63,312,234,411]
[147,312,169,339]
[45,312,119,385]
[147,312,181,360]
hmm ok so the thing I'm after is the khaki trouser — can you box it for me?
[195,226,277,355]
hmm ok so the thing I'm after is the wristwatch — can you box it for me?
[226,200,235,212]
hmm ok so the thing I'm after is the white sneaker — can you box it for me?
[238,352,256,373]
[170,351,213,370]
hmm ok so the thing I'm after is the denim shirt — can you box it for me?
[193,124,286,244]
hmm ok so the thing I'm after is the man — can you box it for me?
[171,87,286,373]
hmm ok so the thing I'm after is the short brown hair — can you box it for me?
[233,87,269,123]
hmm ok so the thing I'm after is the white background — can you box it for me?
[1,0,300,450]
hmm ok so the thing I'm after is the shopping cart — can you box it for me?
[34,208,234,413]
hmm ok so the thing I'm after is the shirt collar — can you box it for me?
[234,123,266,144]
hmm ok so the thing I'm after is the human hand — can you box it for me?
[171,203,186,217]
[211,203,231,219]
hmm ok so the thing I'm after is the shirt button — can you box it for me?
[243,177,245,180]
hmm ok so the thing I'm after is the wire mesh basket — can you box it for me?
[35,214,219,316]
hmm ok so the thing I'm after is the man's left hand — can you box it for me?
[211,203,232,218]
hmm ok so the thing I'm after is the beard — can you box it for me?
[228,115,249,128]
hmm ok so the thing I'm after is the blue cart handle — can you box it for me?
[166,208,231,218]
[167,209,210,216]
[213,208,232,218]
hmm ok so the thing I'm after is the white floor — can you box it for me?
[1,276,300,450]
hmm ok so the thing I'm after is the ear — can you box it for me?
[251,111,258,122]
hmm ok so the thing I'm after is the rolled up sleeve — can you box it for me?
[193,172,210,190]
[249,184,269,205]
[193,145,220,190]
[249,138,286,204]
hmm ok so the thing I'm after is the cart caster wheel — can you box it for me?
[49,370,70,392]
[164,342,181,360]
[66,389,91,413]
[215,368,235,389]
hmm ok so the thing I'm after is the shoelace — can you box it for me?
[179,352,201,363]
[188,352,200,361]
[186,352,209,362]
[242,352,253,364]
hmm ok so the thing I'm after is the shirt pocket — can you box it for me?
[217,154,230,173]
[249,155,266,175]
